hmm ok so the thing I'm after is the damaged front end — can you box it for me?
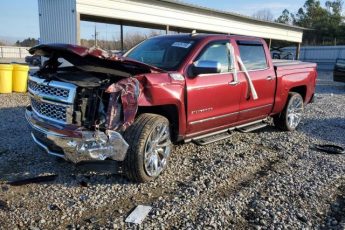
[26,44,161,163]
[27,112,129,163]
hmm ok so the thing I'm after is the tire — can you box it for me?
[123,113,172,182]
[273,92,304,131]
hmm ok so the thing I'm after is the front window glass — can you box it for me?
[196,42,231,73]
[125,37,196,71]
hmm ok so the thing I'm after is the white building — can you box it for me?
[37,0,305,58]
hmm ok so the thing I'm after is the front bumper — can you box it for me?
[26,107,129,163]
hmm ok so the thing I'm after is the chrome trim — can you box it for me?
[28,75,77,104]
[31,132,65,158]
[189,111,239,125]
[25,109,67,137]
[240,104,273,114]
[198,71,234,77]
[244,67,270,72]
[189,104,272,126]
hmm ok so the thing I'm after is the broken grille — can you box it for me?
[28,80,70,99]
[31,98,68,123]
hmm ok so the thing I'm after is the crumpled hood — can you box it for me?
[29,43,165,78]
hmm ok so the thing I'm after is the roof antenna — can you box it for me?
[191,30,197,36]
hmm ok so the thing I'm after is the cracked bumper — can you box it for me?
[25,107,128,163]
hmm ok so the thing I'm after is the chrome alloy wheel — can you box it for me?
[287,95,304,129]
[144,123,171,177]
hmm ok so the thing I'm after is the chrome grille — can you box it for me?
[31,98,67,123]
[28,75,77,104]
[28,80,69,98]
[28,75,77,124]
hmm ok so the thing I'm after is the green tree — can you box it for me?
[275,9,295,25]
[276,0,345,45]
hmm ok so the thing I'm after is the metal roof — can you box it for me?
[160,0,305,31]
[38,0,305,45]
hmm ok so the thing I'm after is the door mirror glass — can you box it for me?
[192,60,221,76]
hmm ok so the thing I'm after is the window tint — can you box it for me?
[238,43,268,70]
[196,42,231,73]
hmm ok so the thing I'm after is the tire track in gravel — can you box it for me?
[162,142,305,228]
[158,144,288,227]
[238,152,345,229]
[69,145,200,227]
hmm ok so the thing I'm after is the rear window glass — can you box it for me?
[238,42,268,70]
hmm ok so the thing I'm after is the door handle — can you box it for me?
[266,76,273,81]
[229,81,239,86]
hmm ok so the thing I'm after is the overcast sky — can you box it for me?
[0,0,329,43]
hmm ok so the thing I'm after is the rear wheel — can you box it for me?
[123,114,172,182]
[273,92,304,131]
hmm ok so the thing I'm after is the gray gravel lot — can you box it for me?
[0,71,344,229]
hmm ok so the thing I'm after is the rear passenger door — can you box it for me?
[235,40,276,121]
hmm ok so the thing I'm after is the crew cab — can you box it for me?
[26,34,317,182]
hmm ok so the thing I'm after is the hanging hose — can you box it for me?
[237,55,258,100]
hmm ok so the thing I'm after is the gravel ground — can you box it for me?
[0,71,344,229]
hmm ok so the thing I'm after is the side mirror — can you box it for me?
[192,60,221,76]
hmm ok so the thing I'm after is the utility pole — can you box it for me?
[92,23,100,47]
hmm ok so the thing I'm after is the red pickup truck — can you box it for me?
[26,34,317,182]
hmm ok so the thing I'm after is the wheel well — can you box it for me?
[289,86,307,101]
[137,105,179,142]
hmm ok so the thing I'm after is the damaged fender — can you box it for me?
[105,78,140,131]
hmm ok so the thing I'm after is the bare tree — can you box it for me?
[81,29,162,51]
[252,9,275,21]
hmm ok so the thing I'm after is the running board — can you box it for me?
[236,121,267,133]
[192,130,232,146]
[187,118,268,146]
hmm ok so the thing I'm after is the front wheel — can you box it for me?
[123,114,172,182]
[273,92,304,131]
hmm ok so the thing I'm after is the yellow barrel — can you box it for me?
[0,64,13,93]
[12,64,30,93]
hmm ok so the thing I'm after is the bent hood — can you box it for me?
[29,43,165,78]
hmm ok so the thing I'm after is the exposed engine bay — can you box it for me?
[28,44,160,133]
[31,67,140,133]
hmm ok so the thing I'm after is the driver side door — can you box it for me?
[185,40,242,136]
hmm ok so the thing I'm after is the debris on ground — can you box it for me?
[125,205,152,224]
[313,144,345,154]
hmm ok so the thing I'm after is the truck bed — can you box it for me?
[273,59,317,70]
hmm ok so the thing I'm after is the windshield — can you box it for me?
[125,37,196,71]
